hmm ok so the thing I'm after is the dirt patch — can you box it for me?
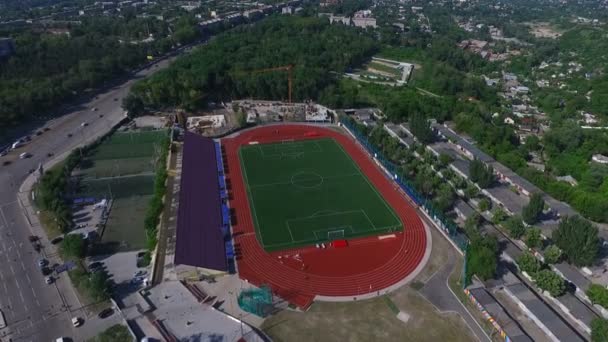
[526,22,563,39]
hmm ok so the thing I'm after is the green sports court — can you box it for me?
[239,138,402,252]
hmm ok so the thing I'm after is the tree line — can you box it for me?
[0,14,200,131]
[124,16,378,114]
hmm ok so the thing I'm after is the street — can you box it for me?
[0,50,185,341]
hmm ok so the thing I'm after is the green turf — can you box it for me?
[99,195,152,253]
[79,157,156,179]
[76,174,155,199]
[239,138,402,251]
[89,130,168,160]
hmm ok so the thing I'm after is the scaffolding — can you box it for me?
[237,285,273,317]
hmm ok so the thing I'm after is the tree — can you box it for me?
[534,269,565,297]
[439,153,453,167]
[61,234,86,259]
[491,207,508,224]
[517,253,542,274]
[522,193,544,225]
[525,227,542,249]
[544,245,563,264]
[409,112,435,144]
[469,159,494,188]
[122,93,145,117]
[478,198,491,211]
[587,284,608,309]
[467,236,499,281]
[553,216,599,266]
[592,318,608,342]
[89,271,110,301]
[504,216,526,239]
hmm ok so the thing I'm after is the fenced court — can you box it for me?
[71,129,168,253]
[239,138,402,251]
[96,195,152,253]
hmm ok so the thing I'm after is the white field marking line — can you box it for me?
[285,221,296,243]
[239,148,265,247]
[334,142,402,228]
[359,209,377,230]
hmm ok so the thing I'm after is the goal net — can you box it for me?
[327,229,345,240]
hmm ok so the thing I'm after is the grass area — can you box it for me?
[38,210,64,239]
[263,290,474,342]
[67,263,110,315]
[239,138,401,251]
[88,324,133,342]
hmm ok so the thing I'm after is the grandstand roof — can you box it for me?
[175,132,227,271]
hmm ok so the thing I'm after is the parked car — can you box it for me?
[37,258,48,268]
[88,262,103,271]
[41,267,52,276]
[45,276,53,285]
[71,317,82,327]
[98,308,114,319]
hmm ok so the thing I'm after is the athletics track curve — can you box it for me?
[222,124,428,308]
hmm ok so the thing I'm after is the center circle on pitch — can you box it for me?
[291,171,323,189]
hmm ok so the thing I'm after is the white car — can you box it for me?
[72,317,82,327]
[81,122,88,127]
[45,276,53,284]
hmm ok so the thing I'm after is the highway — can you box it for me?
[0,49,185,341]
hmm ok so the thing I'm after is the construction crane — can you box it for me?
[247,64,294,103]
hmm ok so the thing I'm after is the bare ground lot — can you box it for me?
[525,22,564,39]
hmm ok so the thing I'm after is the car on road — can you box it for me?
[81,122,88,127]
[134,270,147,278]
[67,133,73,138]
[47,152,54,157]
[98,308,114,319]
[37,258,48,268]
[2,160,11,166]
[71,317,82,327]
[41,267,52,276]
[91,107,98,112]
[28,168,35,174]
[45,276,53,284]
[99,114,104,118]
[113,98,118,101]
[19,152,31,159]
[50,236,63,244]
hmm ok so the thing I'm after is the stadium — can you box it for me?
[174,123,430,309]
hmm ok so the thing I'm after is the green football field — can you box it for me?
[239,138,402,252]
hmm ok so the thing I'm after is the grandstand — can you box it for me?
[174,132,234,277]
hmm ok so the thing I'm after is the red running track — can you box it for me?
[222,124,427,308]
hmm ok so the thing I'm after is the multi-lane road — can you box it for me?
[0,48,187,341]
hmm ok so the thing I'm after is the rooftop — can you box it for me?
[174,132,227,271]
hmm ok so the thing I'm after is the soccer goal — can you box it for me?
[327,229,345,240]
